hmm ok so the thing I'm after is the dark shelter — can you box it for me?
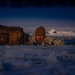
[0,25,29,45]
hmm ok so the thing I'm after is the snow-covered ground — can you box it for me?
[0,45,75,75]
[47,29,75,37]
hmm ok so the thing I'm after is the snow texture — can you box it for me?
[0,45,75,75]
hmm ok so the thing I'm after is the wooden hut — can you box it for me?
[0,33,9,45]
[0,25,24,45]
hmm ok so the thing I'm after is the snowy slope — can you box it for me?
[0,45,75,75]
[47,29,75,37]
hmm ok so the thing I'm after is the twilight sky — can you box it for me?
[0,7,75,33]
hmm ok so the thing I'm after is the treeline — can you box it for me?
[0,0,75,7]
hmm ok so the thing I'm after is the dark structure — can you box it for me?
[0,25,26,45]
[0,33,9,45]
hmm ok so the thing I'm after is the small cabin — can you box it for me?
[0,25,24,45]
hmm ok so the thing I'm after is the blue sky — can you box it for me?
[0,7,75,33]
[0,7,75,19]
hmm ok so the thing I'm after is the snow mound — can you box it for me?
[47,29,75,37]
